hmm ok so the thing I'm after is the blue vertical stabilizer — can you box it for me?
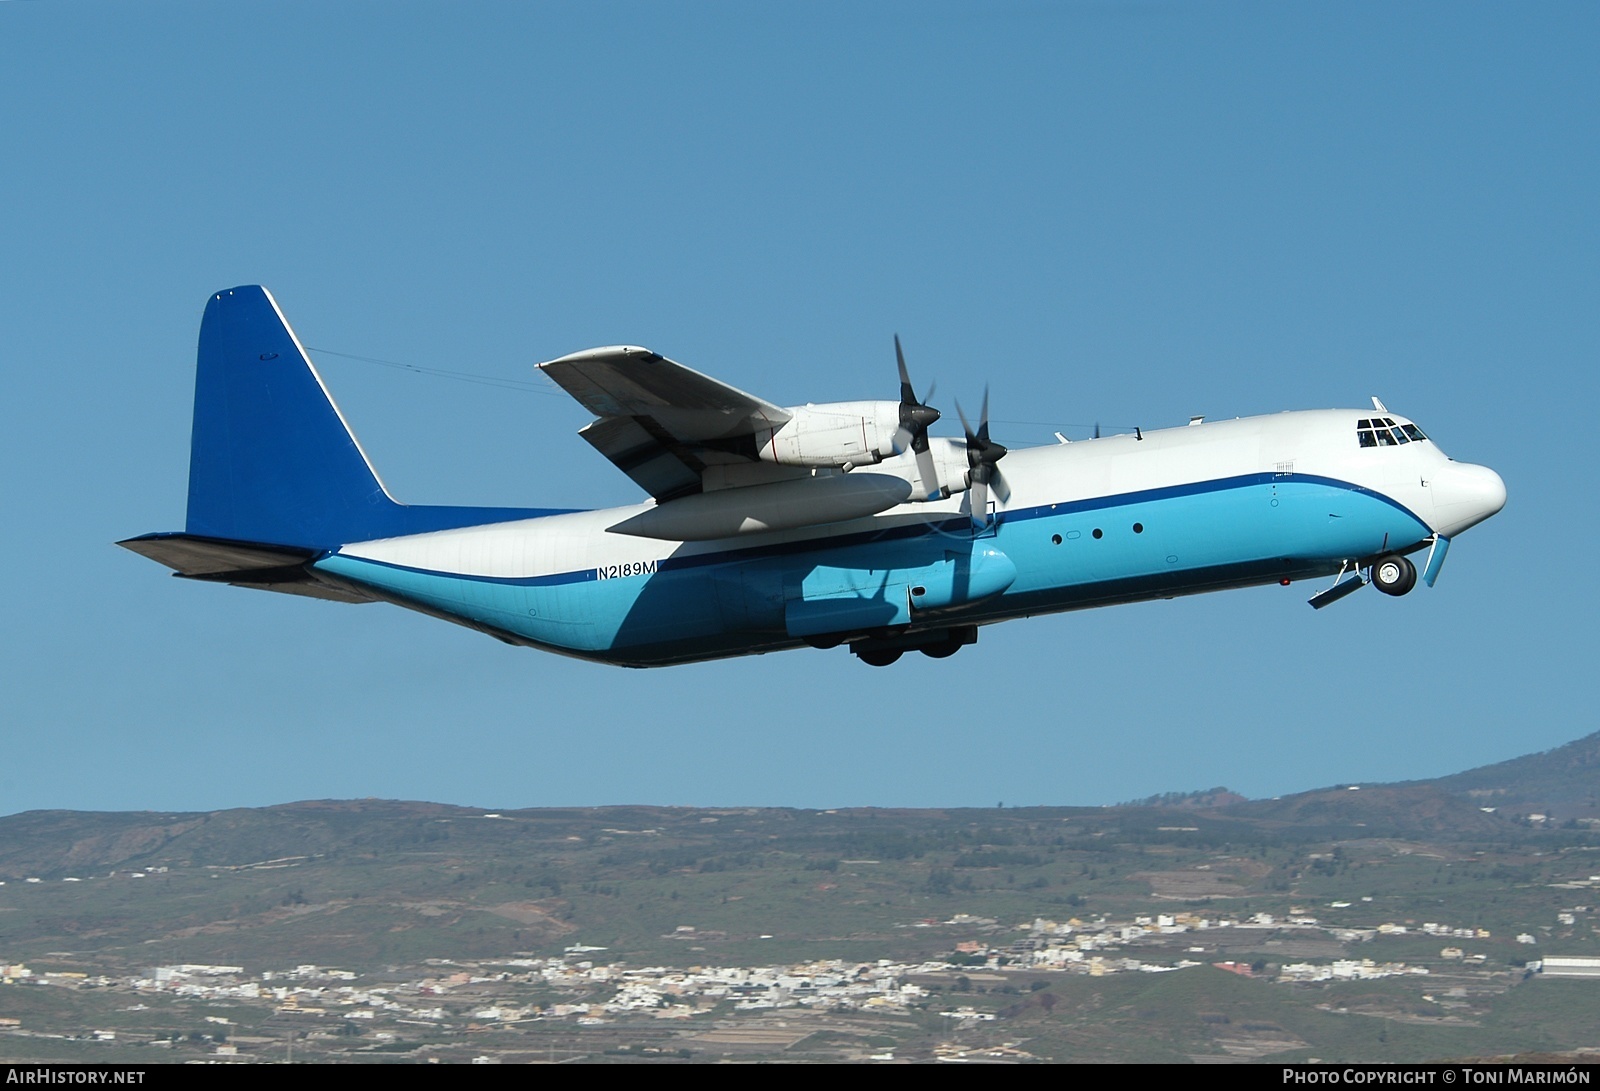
[187,286,395,547]
[183,286,563,550]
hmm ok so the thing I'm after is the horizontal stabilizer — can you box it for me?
[118,533,378,604]
[120,533,314,575]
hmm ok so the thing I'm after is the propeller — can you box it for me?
[956,387,1009,526]
[893,335,944,499]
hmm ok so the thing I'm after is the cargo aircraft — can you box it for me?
[121,286,1507,667]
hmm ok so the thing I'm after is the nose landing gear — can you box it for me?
[1309,551,1420,609]
[1371,553,1418,597]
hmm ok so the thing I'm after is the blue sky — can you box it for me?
[3,2,1595,815]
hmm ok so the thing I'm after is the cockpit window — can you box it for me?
[1357,417,1427,448]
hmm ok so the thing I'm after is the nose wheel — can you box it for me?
[1371,554,1417,597]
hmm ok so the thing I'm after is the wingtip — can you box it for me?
[539,345,662,369]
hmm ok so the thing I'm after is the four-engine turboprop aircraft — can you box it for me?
[121,286,1507,667]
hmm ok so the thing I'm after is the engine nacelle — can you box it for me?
[877,436,978,502]
[756,401,903,469]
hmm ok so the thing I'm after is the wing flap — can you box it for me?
[578,417,704,502]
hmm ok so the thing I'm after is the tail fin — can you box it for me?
[181,286,560,550]
[186,286,400,548]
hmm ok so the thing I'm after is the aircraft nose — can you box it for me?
[1431,461,1506,537]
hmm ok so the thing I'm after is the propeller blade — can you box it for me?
[968,474,988,525]
[990,467,1011,504]
[895,335,915,405]
[897,336,937,495]
[953,388,1004,524]
[914,442,943,501]
[893,334,940,455]
[956,388,1008,525]
[955,398,976,443]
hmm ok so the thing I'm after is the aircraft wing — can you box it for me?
[539,346,794,501]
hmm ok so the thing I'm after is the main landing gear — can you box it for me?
[847,625,978,666]
[1371,553,1418,597]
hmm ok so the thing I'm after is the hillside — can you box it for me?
[1408,730,1600,819]
[2,735,1599,1064]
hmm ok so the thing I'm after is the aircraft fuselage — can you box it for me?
[313,409,1503,667]
[122,287,1505,668]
